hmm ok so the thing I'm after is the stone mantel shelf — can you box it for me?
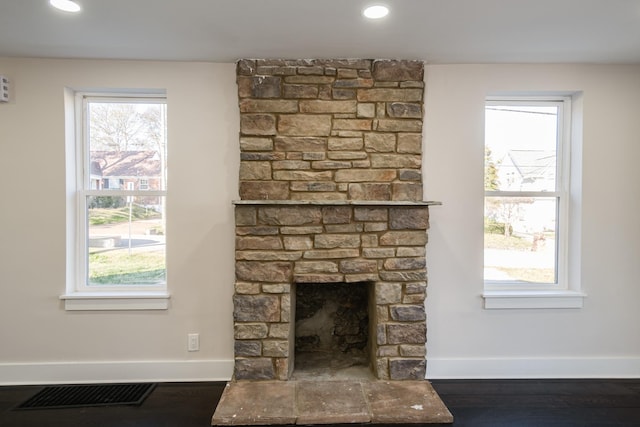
[233,200,442,207]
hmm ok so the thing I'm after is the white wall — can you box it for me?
[0,59,638,384]
[0,58,239,384]
[424,64,640,378]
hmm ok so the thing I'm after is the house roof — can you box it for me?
[90,151,161,178]
[504,150,556,183]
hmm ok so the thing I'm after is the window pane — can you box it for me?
[88,102,167,191]
[484,196,557,284]
[485,105,558,192]
[87,195,166,286]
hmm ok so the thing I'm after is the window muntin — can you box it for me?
[484,98,569,289]
[78,95,167,292]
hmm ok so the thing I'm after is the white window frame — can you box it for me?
[61,90,170,310]
[482,95,585,309]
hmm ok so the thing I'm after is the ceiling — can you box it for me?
[1,0,640,64]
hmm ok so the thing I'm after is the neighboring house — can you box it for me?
[90,151,163,191]
[495,150,557,237]
[498,149,556,192]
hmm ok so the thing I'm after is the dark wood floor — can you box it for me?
[1,379,639,427]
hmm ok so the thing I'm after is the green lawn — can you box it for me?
[89,250,165,285]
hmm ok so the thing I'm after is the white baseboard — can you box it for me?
[0,359,234,386]
[426,356,640,379]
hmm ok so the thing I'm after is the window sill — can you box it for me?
[482,290,586,309]
[60,291,170,311]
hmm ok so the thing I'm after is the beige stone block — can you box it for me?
[294,261,339,274]
[364,133,396,152]
[283,84,319,99]
[311,160,351,169]
[285,75,335,84]
[234,323,268,339]
[327,151,368,160]
[376,282,402,304]
[378,345,400,357]
[240,137,274,152]
[262,283,291,294]
[274,136,327,152]
[236,251,302,261]
[289,192,347,201]
[235,261,292,282]
[321,206,352,224]
[273,170,333,181]
[387,102,423,118]
[335,169,396,182]
[348,183,391,200]
[345,273,379,283]
[372,60,424,81]
[354,207,388,221]
[357,103,376,118]
[239,161,271,180]
[392,182,424,201]
[271,160,310,170]
[377,119,423,132]
[397,133,423,153]
[269,323,290,339]
[397,247,426,257]
[234,282,261,295]
[333,119,372,131]
[302,152,326,161]
[258,206,322,225]
[399,344,427,357]
[390,207,429,230]
[324,223,364,233]
[364,222,388,232]
[357,88,423,102]
[294,273,345,283]
[235,206,257,226]
[240,114,276,135]
[362,248,395,258]
[278,114,332,136]
[403,293,426,304]
[379,271,427,281]
[263,340,289,357]
[303,249,360,259]
[235,226,279,236]
[279,226,324,235]
[361,234,379,247]
[314,234,361,249]
[339,259,378,274]
[236,236,283,250]
[370,154,421,169]
[239,99,298,113]
[328,137,363,151]
[300,100,357,113]
[283,236,313,250]
[380,231,428,246]
[239,181,289,200]
[281,294,291,322]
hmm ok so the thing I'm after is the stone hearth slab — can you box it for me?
[296,381,370,425]
[211,380,453,425]
[364,380,453,423]
[212,381,296,425]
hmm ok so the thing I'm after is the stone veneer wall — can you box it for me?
[234,203,429,381]
[233,59,431,381]
[237,59,424,201]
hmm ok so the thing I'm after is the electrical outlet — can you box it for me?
[188,333,200,352]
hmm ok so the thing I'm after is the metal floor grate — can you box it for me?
[15,383,156,410]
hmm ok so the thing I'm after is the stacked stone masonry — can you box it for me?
[233,59,430,382]
[233,204,429,381]
[237,59,425,202]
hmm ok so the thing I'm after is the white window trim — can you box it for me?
[482,94,585,309]
[61,89,170,310]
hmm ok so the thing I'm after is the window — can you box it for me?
[62,91,169,310]
[483,96,584,309]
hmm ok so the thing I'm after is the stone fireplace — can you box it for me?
[213,59,451,425]
[232,59,436,381]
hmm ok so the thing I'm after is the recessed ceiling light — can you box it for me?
[50,0,81,13]
[363,5,389,20]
